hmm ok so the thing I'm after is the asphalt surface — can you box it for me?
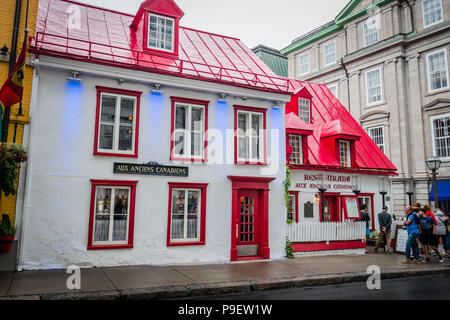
[184,274,450,300]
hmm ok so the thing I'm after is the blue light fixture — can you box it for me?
[217,93,227,103]
[67,71,82,84]
[151,83,163,95]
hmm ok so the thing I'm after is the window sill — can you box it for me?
[364,101,387,109]
[235,161,268,166]
[426,87,450,97]
[170,155,207,163]
[94,151,138,158]
[88,244,133,250]
[167,241,205,247]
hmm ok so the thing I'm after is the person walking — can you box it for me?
[404,206,421,263]
[359,204,371,240]
[374,206,392,254]
[418,208,444,263]
[435,208,449,258]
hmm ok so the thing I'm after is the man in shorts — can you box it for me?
[418,208,444,263]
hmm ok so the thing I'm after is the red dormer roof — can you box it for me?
[286,80,397,175]
[131,0,184,28]
[286,112,314,136]
[30,0,290,94]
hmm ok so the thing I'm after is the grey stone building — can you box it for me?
[281,0,450,216]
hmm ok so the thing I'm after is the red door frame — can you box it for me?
[228,176,275,261]
[359,193,375,231]
[237,190,259,247]
[319,192,341,222]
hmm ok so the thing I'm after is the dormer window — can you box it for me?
[288,135,303,165]
[339,140,351,167]
[298,98,311,123]
[148,13,174,52]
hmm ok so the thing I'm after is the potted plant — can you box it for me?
[0,214,16,254]
[0,143,28,196]
[366,231,379,246]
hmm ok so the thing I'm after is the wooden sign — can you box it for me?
[394,224,408,254]
[113,162,189,177]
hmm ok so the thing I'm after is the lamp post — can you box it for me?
[352,175,361,196]
[405,178,414,206]
[378,177,388,207]
[318,174,328,222]
[426,157,442,207]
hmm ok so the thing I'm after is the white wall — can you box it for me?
[20,65,287,270]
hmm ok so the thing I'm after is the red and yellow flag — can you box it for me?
[0,42,27,135]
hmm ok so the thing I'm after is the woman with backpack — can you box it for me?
[435,208,449,257]
[418,208,444,263]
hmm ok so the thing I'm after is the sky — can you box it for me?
[74,0,349,50]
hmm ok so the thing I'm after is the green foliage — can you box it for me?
[285,236,294,259]
[0,214,16,237]
[370,231,380,240]
[283,167,291,208]
[0,143,28,196]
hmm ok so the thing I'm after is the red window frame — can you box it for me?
[298,97,312,123]
[341,195,361,220]
[93,86,142,158]
[335,139,356,168]
[170,96,209,162]
[143,10,180,58]
[359,193,375,231]
[88,180,138,250]
[167,182,208,247]
[289,191,300,223]
[234,105,268,165]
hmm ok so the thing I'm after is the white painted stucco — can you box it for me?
[18,59,289,270]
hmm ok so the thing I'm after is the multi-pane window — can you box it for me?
[298,98,311,123]
[287,194,296,221]
[363,18,379,47]
[148,13,174,52]
[324,41,336,66]
[328,84,338,98]
[88,180,138,249]
[366,68,383,105]
[170,188,201,242]
[236,110,264,163]
[299,52,310,75]
[423,0,443,27]
[339,140,351,167]
[427,49,449,92]
[289,135,303,165]
[173,102,205,159]
[368,126,385,153]
[432,114,450,159]
[97,91,138,155]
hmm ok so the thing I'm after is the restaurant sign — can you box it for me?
[113,162,189,177]
[293,173,353,192]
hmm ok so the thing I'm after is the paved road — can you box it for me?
[185,275,450,300]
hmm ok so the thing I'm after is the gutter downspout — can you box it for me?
[2,0,22,142]
[340,57,351,114]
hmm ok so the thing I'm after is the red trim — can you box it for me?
[233,105,268,166]
[341,196,361,220]
[319,193,341,222]
[170,96,209,163]
[93,86,142,158]
[292,240,366,252]
[235,256,267,262]
[228,176,274,261]
[359,193,375,231]
[289,191,300,223]
[143,10,180,58]
[166,182,208,247]
[87,180,138,250]
[288,164,397,176]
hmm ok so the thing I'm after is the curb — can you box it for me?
[3,266,450,300]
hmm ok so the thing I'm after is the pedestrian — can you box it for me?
[412,203,424,256]
[359,204,371,240]
[418,208,444,263]
[435,208,449,257]
[424,204,437,224]
[375,206,392,254]
[404,206,421,263]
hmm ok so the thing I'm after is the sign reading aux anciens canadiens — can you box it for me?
[114,163,189,177]
[294,173,353,192]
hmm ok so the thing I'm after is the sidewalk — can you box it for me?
[1,252,449,300]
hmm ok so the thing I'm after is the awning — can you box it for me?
[430,181,450,201]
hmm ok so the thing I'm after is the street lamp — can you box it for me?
[318,174,328,222]
[426,157,442,206]
[378,177,388,207]
[405,178,414,206]
[352,175,361,196]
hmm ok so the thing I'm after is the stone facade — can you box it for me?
[282,0,450,216]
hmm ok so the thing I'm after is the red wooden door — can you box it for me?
[323,196,339,222]
[236,190,259,257]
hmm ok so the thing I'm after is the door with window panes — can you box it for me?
[236,190,260,257]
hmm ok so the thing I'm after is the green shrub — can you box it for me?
[0,143,28,196]
[0,214,16,237]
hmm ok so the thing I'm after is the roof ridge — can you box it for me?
[180,26,241,41]
[60,0,135,17]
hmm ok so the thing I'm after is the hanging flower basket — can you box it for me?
[0,143,28,197]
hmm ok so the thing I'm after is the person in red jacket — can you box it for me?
[424,204,437,224]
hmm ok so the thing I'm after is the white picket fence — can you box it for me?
[287,221,366,243]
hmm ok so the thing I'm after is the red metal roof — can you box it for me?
[286,80,397,174]
[285,112,314,135]
[30,0,290,94]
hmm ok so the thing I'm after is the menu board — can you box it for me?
[345,198,360,219]
[394,225,408,254]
